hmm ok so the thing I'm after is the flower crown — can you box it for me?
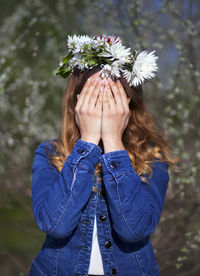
[55,34,159,87]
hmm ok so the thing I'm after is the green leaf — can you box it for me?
[60,70,72,78]
[62,51,74,64]
[87,59,96,66]
[55,65,72,78]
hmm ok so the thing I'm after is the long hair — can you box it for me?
[45,65,181,185]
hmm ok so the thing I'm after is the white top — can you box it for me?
[88,213,105,274]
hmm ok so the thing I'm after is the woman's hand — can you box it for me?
[75,72,103,145]
[101,78,130,150]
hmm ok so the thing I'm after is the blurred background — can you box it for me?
[0,0,200,275]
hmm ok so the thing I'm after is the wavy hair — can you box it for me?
[45,65,181,185]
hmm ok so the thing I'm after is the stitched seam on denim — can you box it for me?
[117,168,165,238]
[105,167,136,178]
[100,150,129,159]
[45,238,51,273]
[146,244,154,276]
[77,139,102,154]
[101,154,141,181]
[64,140,97,166]
[70,165,77,192]
[46,187,73,235]
[145,243,151,261]
[74,212,84,274]
[65,149,91,165]
[46,151,92,234]
[55,239,60,276]
[145,243,151,275]
[115,176,141,240]
[104,199,118,271]
[134,251,146,276]
[76,144,101,166]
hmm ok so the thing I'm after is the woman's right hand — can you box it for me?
[75,72,104,145]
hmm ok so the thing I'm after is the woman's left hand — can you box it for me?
[101,78,130,143]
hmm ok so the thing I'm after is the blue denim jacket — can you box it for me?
[27,139,169,276]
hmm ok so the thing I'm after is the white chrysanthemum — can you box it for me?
[67,34,95,53]
[68,52,89,70]
[107,34,122,45]
[99,43,131,63]
[120,69,136,86]
[94,34,107,46]
[91,34,122,49]
[100,60,122,79]
[92,38,105,48]
[75,59,88,70]
[95,34,122,45]
[77,60,88,70]
[67,34,80,51]
[121,50,158,87]
[68,53,80,65]
[68,57,78,68]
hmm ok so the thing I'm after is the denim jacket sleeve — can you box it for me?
[31,139,102,239]
[99,150,169,243]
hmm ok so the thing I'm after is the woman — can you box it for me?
[27,34,179,276]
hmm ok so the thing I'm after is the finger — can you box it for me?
[100,84,105,112]
[81,77,100,109]
[89,78,104,108]
[76,77,93,108]
[76,72,101,108]
[107,78,124,111]
[95,86,104,110]
[103,85,109,112]
[105,81,116,111]
[116,80,130,112]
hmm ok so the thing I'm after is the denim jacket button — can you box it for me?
[78,149,86,155]
[99,215,107,222]
[104,240,112,248]
[99,189,106,197]
[110,161,118,168]
[110,267,118,274]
